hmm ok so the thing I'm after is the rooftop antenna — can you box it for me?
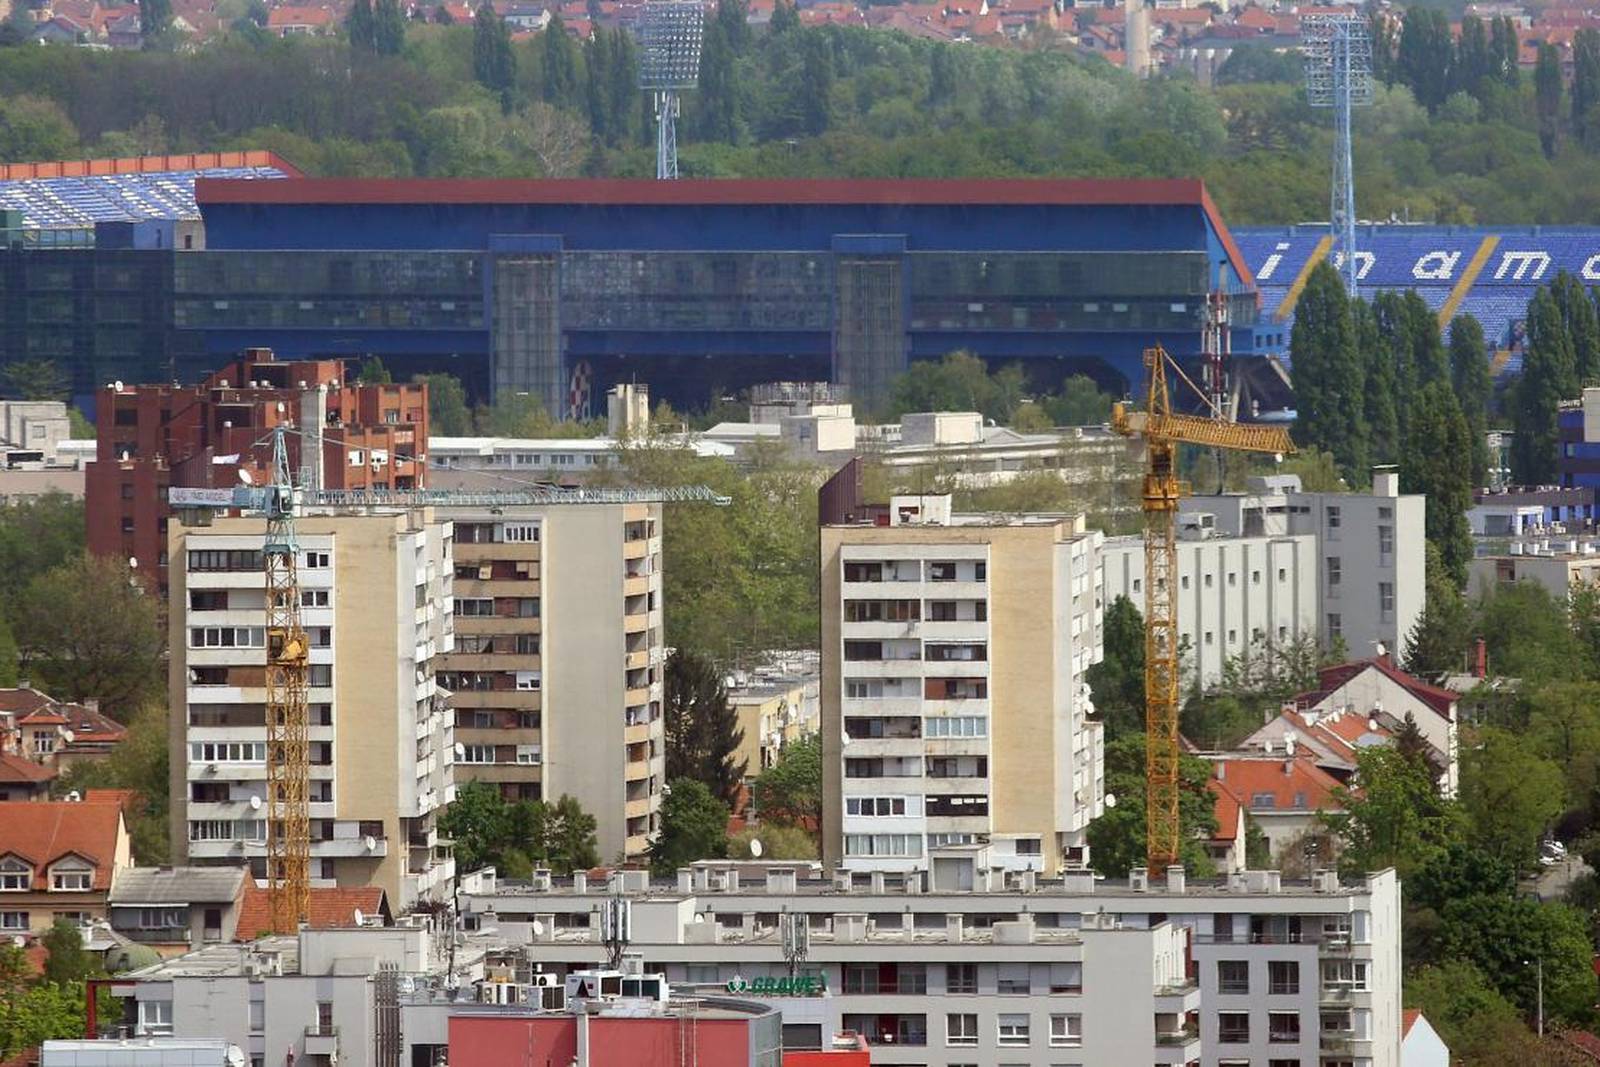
[600,888,631,970]
[1302,13,1374,294]
[639,0,704,180]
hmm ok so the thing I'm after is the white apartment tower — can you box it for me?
[821,495,1105,874]
[168,509,457,910]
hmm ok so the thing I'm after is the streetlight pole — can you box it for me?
[1525,956,1544,1036]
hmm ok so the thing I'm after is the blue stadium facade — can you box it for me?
[183,177,1280,413]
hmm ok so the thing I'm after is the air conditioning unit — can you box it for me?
[528,972,559,988]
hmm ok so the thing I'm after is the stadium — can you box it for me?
[0,154,1586,413]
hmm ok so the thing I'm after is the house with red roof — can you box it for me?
[0,687,128,776]
[1205,778,1248,874]
[1271,657,1460,796]
[0,753,55,803]
[266,4,336,34]
[0,799,132,936]
[233,881,391,940]
[1401,1009,1449,1065]
[1207,754,1345,860]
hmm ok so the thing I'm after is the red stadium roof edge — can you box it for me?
[194,177,1252,284]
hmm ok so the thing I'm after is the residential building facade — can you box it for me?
[106,866,248,957]
[87,348,427,597]
[456,862,1405,1067]
[820,494,1105,874]
[439,502,665,862]
[0,798,133,935]
[726,651,820,777]
[166,509,456,909]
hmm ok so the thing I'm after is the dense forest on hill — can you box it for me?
[4,3,1600,225]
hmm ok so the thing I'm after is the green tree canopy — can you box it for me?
[1086,595,1144,739]
[1087,733,1218,877]
[1461,727,1566,872]
[649,777,729,874]
[664,648,746,802]
[1322,746,1460,879]
[1289,261,1368,483]
[750,733,821,830]
[1401,381,1475,589]
[437,781,599,875]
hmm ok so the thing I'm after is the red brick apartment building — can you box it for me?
[86,348,428,596]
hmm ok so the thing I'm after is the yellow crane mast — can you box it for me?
[1112,345,1294,875]
[263,425,310,931]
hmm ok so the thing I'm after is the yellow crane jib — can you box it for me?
[1111,345,1294,878]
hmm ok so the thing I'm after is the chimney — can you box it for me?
[573,872,588,894]
[1372,465,1399,497]
[1216,762,1225,781]
[1475,637,1487,679]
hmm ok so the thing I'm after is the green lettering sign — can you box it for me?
[723,972,829,996]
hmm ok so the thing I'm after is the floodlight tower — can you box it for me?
[1302,13,1374,293]
[639,0,704,180]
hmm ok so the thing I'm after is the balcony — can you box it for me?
[304,1026,338,1057]
[1153,980,1202,1015]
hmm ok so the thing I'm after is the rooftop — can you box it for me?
[0,800,125,888]
[108,865,246,906]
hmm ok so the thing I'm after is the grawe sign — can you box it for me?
[724,974,828,996]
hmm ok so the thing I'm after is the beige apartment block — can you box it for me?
[821,495,1105,876]
[438,503,665,863]
[167,509,456,910]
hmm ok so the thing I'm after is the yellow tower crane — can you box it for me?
[1112,345,1294,875]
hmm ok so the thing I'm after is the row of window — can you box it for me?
[189,741,267,763]
[1,910,91,929]
[946,1012,1081,1048]
[843,600,989,623]
[0,858,91,892]
[188,550,331,572]
[458,744,542,765]
[188,820,267,842]
[843,562,988,583]
[457,597,540,618]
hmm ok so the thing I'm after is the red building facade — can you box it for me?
[85,348,428,596]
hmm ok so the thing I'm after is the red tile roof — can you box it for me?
[0,752,55,786]
[234,883,391,940]
[1210,756,1344,813]
[1208,779,1243,842]
[19,702,126,743]
[0,690,54,716]
[267,5,335,26]
[1297,658,1459,721]
[1562,1030,1600,1061]
[0,801,125,888]
[1402,1008,1420,1037]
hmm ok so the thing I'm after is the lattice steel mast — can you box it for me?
[1303,13,1374,293]
[640,0,703,180]
[263,425,310,931]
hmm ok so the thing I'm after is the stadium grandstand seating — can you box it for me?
[0,152,296,244]
[1236,224,1600,378]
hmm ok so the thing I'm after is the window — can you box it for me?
[189,626,266,648]
[1326,506,1341,534]
[137,1000,173,1035]
[1378,524,1394,557]
[946,1014,978,1047]
[1048,1015,1082,1048]
[925,716,986,738]
[1322,960,1368,991]
[928,562,958,582]
[1268,1011,1300,1043]
[515,745,541,765]
[845,797,907,816]
[515,671,541,691]
[1049,962,1082,993]
[460,744,496,764]
[137,907,186,929]
[946,963,977,994]
[1217,960,1249,995]
[50,867,92,892]
[0,911,25,929]
[1015,838,1042,856]
[997,964,1030,994]
[249,1001,265,1032]
[189,741,267,763]
[304,551,330,569]
[843,833,922,857]
[187,549,263,572]
[1379,581,1395,620]
[502,522,538,543]
[997,1014,1030,1047]
[301,589,330,607]
[974,562,986,582]
[1217,1012,1249,1043]
[1326,556,1341,587]
[1269,960,1299,995]
[1327,613,1342,639]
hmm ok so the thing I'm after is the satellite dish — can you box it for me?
[532,920,545,936]
[225,1048,247,1067]
[353,908,365,927]
[113,380,123,391]
[364,836,378,852]
[692,913,705,924]
[749,839,764,858]
[276,402,286,414]
[1104,793,1118,809]
[238,469,253,485]
[128,556,138,570]
[249,795,262,811]
[453,742,466,758]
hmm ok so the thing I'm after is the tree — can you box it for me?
[1537,41,1563,157]
[1043,374,1114,426]
[1400,381,1474,589]
[437,780,512,873]
[40,921,99,988]
[1552,271,1600,385]
[750,733,820,830]
[346,0,376,50]
[1289,262,1367,483]
[1449,314,1493,488]
[1322,746,1459,878]
[1461,727,1566,872]
[1406,960,1550,1064]
[1512,287,1577,486]
[1397,7,1451,111]
[414,373,471,436]
[1086,595,1144,739]
[1529,681,1600,803]
[472,4,516,101]
[373,0,405,55]
[649,777,729,874]
[139,0,173,43]
[1406,543,1471,676]
[1576,29,1600,141]
[0,981,87,1058]
[886,351,1019,423]
[542,15,579,105]
[729,822,814,859]
[0,360,68,402]
[0,494,83,611]
[1355,300,1399,464]
[1456,16,1491,96]
[437,782,600,875]
[769,0,798,36]
[664,648,745,802]
[16,555,164,718]
[1436,893,1598,1026]
[1475,579,1590,682]
[1087,733,1218,877]
[54,703,169,863]
[357,355,392,384]
[800,31,833,136]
